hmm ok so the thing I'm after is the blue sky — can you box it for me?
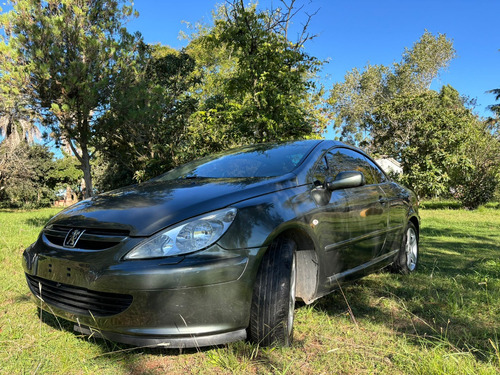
[127,0,499,131]
[1,0,498,141]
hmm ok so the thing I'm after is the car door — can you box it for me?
[307,147,389,285]
[361,155,409,253]
[306,151,351,282]
[326,148,389,279]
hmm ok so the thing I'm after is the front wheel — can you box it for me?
[248,237,296,347]
[392,222,419,274]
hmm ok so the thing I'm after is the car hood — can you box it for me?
[47,174,298,236]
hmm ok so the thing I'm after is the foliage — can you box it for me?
[487,88,500,117]
[0,143,53,207]
[454,172,498,210]
[373,85,479,198]
[50,152,84,196]
[328,30,455,146]
[0,142,82,208]
[185,0,327,156]
[486,86,500,133]
[94,0,327,190]
[373,85,500,204]
[328,32,499,205]
[0,5,41,148]
[0,0,139,198]
[95,44,199,187]
[91,152,135,193]
[450,122,500,209]
[0,102,41,147]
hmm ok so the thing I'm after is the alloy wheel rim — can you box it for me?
[406,227,418,271]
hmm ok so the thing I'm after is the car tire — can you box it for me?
[248,237,296,347]
[392,222,419,274]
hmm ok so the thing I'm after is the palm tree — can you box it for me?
[0,103,40,146]
[487,88,500,117]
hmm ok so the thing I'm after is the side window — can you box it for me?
[328,148,377,185]
[311,148,385,186]
[325,151,342,178]
[311,151,343,184]
[363,157,386,184]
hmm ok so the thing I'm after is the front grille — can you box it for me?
[43,225,129,250]
[26,274,133,317]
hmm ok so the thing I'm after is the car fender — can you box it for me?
[217,184,322,304]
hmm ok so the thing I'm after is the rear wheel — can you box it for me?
[248,237,296,347]
[392,222,419,274]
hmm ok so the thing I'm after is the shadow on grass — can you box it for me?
[35,307,260,374]
[484,202,500,209]
[419,200,500,210]
[15,293,31,303]
[36,308,217,356]
[421,227,498,244]
[34,304,298,374]
[310,221,499,364]
[420,200,463,210]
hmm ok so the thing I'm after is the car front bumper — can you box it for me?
[22,242,263,348]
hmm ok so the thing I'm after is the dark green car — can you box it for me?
[23,140,419,348]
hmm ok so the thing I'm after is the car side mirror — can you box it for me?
[326,171,365,191]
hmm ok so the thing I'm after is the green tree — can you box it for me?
[49,153,84,197]
[0,142,54,207]
[95,43,199,188]
[373,86,477,198]
[328,31,455,146]
[94,0,327,191]
[325,31,500,204]
[450,121,500,209]
[186,0,327,155]
[0,17,40,147]
[369,84,500,206]
[0,0,138,198]
[0,142,84,208]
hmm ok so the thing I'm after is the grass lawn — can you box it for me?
[0,206,499,374]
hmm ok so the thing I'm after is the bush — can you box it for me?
[453,171,499,210]
[0,143,82,208]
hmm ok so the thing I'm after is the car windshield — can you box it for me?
[156,141,318,180]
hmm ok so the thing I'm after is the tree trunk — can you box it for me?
[67,133,93,199]
[80,144,93,199]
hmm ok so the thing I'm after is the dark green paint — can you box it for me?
[23,140,419,348]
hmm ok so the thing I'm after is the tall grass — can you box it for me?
[0,207,499,374]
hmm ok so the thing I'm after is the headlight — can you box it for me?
[124,208,237,260]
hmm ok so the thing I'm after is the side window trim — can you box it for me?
[309,152,330,185]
